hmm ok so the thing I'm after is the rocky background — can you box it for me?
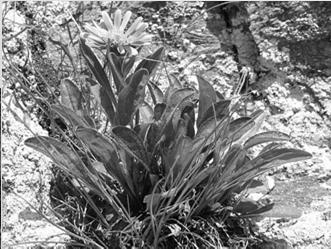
[2,2,331,248]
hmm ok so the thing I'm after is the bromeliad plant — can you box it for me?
[25,9,312,248]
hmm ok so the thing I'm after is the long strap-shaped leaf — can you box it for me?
[25,136,97,190]
[197,75,217,127]
[122,55,136,78]
[112,126,152,200]
[234,198,274,216]
[59,79,95,127]
[229,117,255,141]
[214,148,312,204]
[166,88,196,109]
[75,127,135,197]
[233,148,312,183]
[147,81,164,105]
[112,126,150,170]
[108,53,126,93]
[86,78,116,125]
[80,39,117,123]
[135,47,165,75]
[52,105,90,128]
[198,100,231,127]
[60,78,84,116]
[117,68,149,125]
[243,131,290,150]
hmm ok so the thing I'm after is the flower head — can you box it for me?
[81,9,153,53]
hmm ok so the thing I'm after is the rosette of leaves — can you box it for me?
[25,57,311,247]
[25,22,312,248]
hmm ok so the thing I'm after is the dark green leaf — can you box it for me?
[196,116,229,141]
[236,148,312,182]
[76,127,116,163]
[109,52,125,93]
[75,127,135,196]
[169,73,182,88]
[258,142,283,155]
[250,109,264,119]
[229,117,255,141]
[181,104,195,138]
[144,188,177,209]
[52,105,89,128]
[164,74,182,103]
[117,68,149,125]
[25,136,95,187]
[80,39,116,107]
[87,78,116,124]
[135,47,165,75]
[167,88,196,109]
[197,75,217,127]
[147,81,164,104]
[199,100,231,127]
[235,198,275,216]
[244,131,290,150]
[112,126,150,168]
[145,123,160,154]
[163,136,196,178]
[258,148,312,165]
[216,91,225,100]
[154,103,166,121]
[234,198,260,214]
[101,87,117,123]
[222,145,246,176]
[122,56,136,78]
[83,113,96,128]
[60,78,83,115]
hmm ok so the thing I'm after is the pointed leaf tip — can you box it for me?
[197,75,217,127]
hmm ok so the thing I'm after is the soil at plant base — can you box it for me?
[2,93,69,249]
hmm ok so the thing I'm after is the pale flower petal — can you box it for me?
[120,11,132,32]
[138,34,153,43]
[126,17,143,36]
[129,23,148,38]
[84,24,103,37]
[82,10,153,50]
[102,11,114,31]
[114,9,122,30]
[136,23,148,34]
[129,32,151,43]
[92,21,100,28]
[88,34,106,44]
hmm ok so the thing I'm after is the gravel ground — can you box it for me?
[2,94,69,249]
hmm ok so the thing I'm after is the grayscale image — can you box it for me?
[2,1,331,248]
